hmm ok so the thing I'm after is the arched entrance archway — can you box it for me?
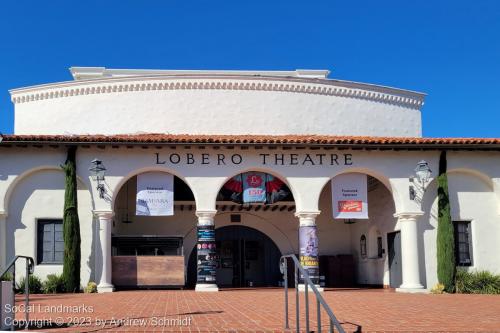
[316,172,397,288]
[190,170,295,290]
[111,172,196,289]
[187,225,282,288]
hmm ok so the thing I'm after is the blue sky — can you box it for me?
[0,1,499,137]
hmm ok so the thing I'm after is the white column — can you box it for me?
[0,212,7,272]
[395,212,425,292]
[94,210,114,293]
[195,210,218,292]
[296,211,323,292]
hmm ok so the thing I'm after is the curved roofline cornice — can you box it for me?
[9,74,426,109]
[1,134,500,150]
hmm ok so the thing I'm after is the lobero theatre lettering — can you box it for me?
[155,152,353,166]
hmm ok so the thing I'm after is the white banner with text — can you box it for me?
[332,173,368,219]
[136,172,174,216]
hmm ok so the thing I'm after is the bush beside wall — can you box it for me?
[0,272,13,282]
[43,274,65,294]
[16,275,43,294]
[456,269,500,294]
[84,282,98,293]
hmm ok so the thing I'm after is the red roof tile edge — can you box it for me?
[1,134,500,146]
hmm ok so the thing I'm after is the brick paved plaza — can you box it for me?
[10,289,500,332]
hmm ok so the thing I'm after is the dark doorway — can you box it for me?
[187,225,282,288]
[387,231,402,288]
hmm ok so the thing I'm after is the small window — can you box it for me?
[454,221,473,266]
[360,235,367,259]
[37,219,64,264]
[377,236,383,258]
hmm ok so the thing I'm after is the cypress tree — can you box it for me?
[61,146,81,292]
[436,150,456,292]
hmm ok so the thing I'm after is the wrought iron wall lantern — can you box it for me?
[409,160,432,200]
[89,158,107,199]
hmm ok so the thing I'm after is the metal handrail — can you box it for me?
[280,255,345,333]
[1,255,35,331]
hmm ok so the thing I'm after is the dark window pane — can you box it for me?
[54,241,64,252]
[454,221,472,267]
[54,251,64,262]
[37,220,63,264]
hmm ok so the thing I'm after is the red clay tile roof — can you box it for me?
[1,134,500,148]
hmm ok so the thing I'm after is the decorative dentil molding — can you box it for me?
[10,77,425,109]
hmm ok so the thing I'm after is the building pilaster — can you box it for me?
[394,212,425,293]
[94,210,115,293]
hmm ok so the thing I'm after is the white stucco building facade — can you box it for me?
[1,67,498,293]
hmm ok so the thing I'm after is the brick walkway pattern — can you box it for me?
[10,289,500,332]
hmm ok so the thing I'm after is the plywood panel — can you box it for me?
[112,256,185,287]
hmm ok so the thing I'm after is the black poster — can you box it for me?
[299,225,319,285]
[196,225,217,284]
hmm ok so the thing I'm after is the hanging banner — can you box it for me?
[299,226,319,284]
[136,172,174,216]
[220,174,243,204]
[242,172,267,203]
[197,225,217,284]
[332,173,368,219]
[265,174,290,204]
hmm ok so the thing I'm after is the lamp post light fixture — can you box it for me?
[89,158,107,199]
[409,160,432,200]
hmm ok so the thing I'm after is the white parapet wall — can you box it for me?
[10,68,425,137]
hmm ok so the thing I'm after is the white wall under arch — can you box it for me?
[420,168,500,290]
[6,168,94,285]
[2,165,93,215]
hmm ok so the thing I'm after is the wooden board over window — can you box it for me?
[112,256,185,287]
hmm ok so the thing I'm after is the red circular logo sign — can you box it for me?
[246,174,263,187]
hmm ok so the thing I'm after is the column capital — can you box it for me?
[295,211,321,226]
[93,210,114,219]
[196,210,217,226]
[394,211,424,221]
[195,210,217,219]
[295,211,321,219]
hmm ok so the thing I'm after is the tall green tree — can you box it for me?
[61,146,81,292]
[436,150,455,292]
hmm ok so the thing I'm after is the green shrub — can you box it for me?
[17,275,43,294]
[455,269,500,294]
[84,281,97,293]
[0,272,13,282]
[43,274,65,294]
